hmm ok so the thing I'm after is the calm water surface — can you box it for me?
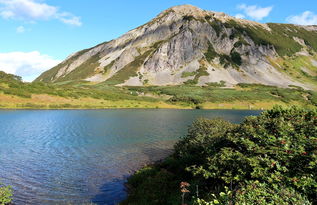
[0,109,261,205]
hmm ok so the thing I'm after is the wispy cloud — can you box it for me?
[0,0,82,26]
[57,12,82,27]
[287,11,317,25]
[16,25,25,33]
[237,4,273,20]
[0,51,61,82]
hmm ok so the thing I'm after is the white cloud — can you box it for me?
[0,0,82,26]
[287,11,317,25]
[57,12,82,27]
[235,14,245,19]
[237,4,273,20]
[0,51,61,82]
[16,25,25,33]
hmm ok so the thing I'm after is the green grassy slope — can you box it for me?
[1,71,316,109]
[35,49,89,82]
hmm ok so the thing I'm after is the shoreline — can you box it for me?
[0,107,263,110]
[0,100,313,110]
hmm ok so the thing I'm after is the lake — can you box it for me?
[0,109,261,205]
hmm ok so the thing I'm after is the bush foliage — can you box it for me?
[122,106,317,205]
[0,183,12,205]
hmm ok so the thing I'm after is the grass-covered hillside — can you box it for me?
[121,106,317,205]
[0,71,317,109]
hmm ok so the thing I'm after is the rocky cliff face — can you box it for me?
[36,5,317,89]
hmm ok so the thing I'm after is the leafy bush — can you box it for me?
[230,51,242,66]
[168,96,203,105]
[188,106,317,199]
[206,81,226,87]
[195,182,311,205]
[123,106,317,205]
[0,183,12,205]
[234,181,311,205]
[121,166,179,205]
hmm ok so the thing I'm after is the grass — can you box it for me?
[35,49,89,82]
[105,50,153,85]
[181,71,196,78]
[55,54,101,82]
[223,20,317,57]
[268,55,317,87]
[127,83,317,108]
[1,71,316,110]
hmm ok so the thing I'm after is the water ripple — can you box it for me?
[0,109,261,204]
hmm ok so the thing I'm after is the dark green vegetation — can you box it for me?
[128,83,317,107]
[1,71,317,109]
[0,183,12,205]
[183,66,209,85]
[222,19,317,57]
[204,16,317,70]
[121,106,317,205]
[204,36,242,69]
[0,71,156,103]
[204,43,217,62]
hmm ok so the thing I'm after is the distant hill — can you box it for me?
[36,5,317,90]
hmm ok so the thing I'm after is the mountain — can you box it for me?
[35,5,317,89]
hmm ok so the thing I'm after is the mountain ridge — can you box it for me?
[35,4,317,90]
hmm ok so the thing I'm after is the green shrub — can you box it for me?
[183,15,195,21]
[205,43,217,62]
[230,51,242,66]
[188,106,317,201]
[206,81,226,87]
[234,181,311,205]
[121,166,179,205]
[183,66,209,85]
[0,183,13,205]
[205,17,222,37]
[195,181,311,205]
[168,96,203,105]
[124,106,317,205]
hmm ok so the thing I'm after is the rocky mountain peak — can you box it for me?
[167,4,206,16]
[36,5,317,90]
[159,4,230,21]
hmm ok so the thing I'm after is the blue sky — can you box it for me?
[0,0,316,81]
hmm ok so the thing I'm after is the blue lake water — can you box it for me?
[0,109,261,205]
